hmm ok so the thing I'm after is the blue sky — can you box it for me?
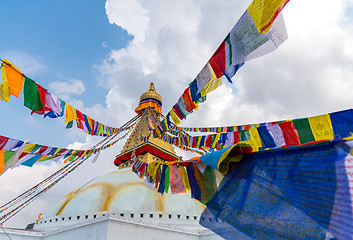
[0,0,132,148]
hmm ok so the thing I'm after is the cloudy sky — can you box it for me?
[1,0,353,227]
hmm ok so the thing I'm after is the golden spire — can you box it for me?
[135,82,162,115]
[139,82,162,104]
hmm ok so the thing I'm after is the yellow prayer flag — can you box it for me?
[54,148,63,156]
[0,150,4,173]
[65,103,78,123]
[200,64,223,97]
[64,150,77,164]
[147,161,163,181]
[0,65,10,101]
[196,136,202,148]
[169,110,181,125]
[248,128,263,151]
[248,0,289,33]
[24,143,36,153]
[1,59,23,98]
[211,134,221,149]
[178,166,190,191]
[217,145,244,175]
[308,114,334,141]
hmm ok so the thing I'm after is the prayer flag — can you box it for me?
[44,99,65,118]
[193,165,217,204]
[164,166,170,193]
[182,87,197,112]
[248,0,290,33]
[308,114,334,141]
[200,67,222,97]
[21,154,42,167]
[65,103,78,123]
[31,84,49,115]
[179,166,190,191]
[0,136,9,150]
[0,150,4,173]
[257,126,276,148]
[45,92,61,116]
[200,140,352,240]
[1,59,23,98]
[23,76,43,111]
[267,124,285,147]
[330,109,353,139]
[209,42,226,78]
[0,64,9,101]
[173,104,184,120]
[169,109,181,125]
[227,11,287,67]
[278,121,300,146]
[293,118,316,144]
[186,165,201,200]
[170,165,186,193]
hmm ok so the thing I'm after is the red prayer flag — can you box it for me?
[37,146,48,155]
[31,84,51,115]
[191,137,196,148]
[0,136,9,150]
[209,41,226,78]
[279,121,300,146]
[173,105,184,120]
[76,110,85,121]
[19,152,28,160]
[76,120,84,129]
[233,131,240,144]
[205,135,213,148]
[182,88,197,112]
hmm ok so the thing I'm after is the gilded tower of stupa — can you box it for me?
[117,82,177,166]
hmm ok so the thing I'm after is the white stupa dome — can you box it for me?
[34,167,206,231]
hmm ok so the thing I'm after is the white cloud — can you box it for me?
[48,79,86,100]
[105,0,149,43]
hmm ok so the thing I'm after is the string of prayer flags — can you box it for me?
[165,0,289,126]
[0,130,130,175]
[159,109,353,159]
[0,58,127,137]
[131,157,217,203]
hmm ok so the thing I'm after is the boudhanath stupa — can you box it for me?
[0,83,222,240]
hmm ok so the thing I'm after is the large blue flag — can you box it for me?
[200,140,353,239]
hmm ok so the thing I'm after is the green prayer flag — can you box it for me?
[165,166,170,193]
[30,144,42,153]
[98,124,104,135]
[66,121,73,129]
[23,76,43,111]
[4,150,15,164]
[240,129,250,141]
[38,155,54,162]
[293,118,316,144]
[67,154,77,162]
